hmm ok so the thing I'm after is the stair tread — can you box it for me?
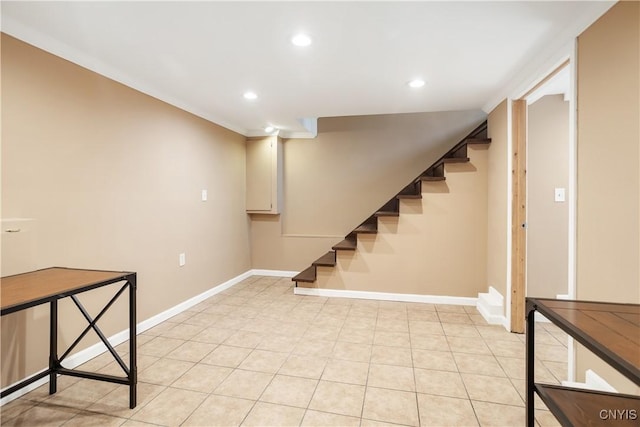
[466,138,491,144]
[397,194,422,199]
[375,211,400,217]
[442,157,470,164]
[421,176,446,181]
[313,251,336,267]
[292,265,316,283]
[332,238,357,251]
[353,224,377,234]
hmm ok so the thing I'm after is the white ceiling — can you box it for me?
[1,1,614,137]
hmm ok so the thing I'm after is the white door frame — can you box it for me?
[508,44,577,380]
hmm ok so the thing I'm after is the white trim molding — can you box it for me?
[250,269,297,278]
[0,269,487,406]
[483,1,614,113]
[562,369,617,393]
[0,15,249,137]
[1,268,261,405]
[505,97,514,331]
[135,270,254,334]
[294,286,477,306]
[477,286,508,329]
[566,40,579,383]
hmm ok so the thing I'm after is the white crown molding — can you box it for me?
[2,16,319,139]
[295,118,318,138]
[244,129,317,139]
[279,130,317,139]
[1,16,249,137]
[482,1,615,113]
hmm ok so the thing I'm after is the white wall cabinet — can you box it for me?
[246,135,282,214]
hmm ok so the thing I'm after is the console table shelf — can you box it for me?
[526,298,639,427]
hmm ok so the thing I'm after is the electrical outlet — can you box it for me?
[179,253,186,267]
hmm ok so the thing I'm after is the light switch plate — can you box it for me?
[179,253,186,266]
[201,189,208,201]
[554,188,565,202]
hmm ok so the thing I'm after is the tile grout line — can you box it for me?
[356,302,379,426]
[9,278,566,427]
[406,304,422,427]
[297,293,329,426]
[235,284,303,427]
[173,341,236,426]
[449,321,481,426]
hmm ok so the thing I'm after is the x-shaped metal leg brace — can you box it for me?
[48,277,137,408]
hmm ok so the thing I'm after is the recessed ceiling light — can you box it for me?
[264,126,275,133]
[408,79,426,88]
[243,91,258,100]
[291,33,312,47]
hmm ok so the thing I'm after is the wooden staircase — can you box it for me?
[292,121,490,286]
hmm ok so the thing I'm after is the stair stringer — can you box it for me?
[313,145,488,298]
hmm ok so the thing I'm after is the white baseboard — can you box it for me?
[1,268,263,406]
[476,303,509,329]
[250,269,297,278]
[476,286,508,329]
[561,369,617,392]
[136,270,254,335]
[0,269,500,406]
[294,286,477,306]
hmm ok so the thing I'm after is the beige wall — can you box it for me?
[486,100,509,306]
[251,111,486,271]
[575,1,639,393]
[250,217,340,272]
[1,35,251,386]
[316,146,488,297]
[527,95,569,298]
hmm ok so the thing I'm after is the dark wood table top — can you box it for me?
[528,298,640,385]
[536,384,640,426]
[1,267,133,314]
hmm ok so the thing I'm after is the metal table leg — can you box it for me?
[129,275,137,409]
[49,299,58,395]
[526,303,536,427]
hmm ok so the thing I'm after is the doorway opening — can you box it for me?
[510,60,573,333]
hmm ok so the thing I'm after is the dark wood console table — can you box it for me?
[1,267,137,408]
[526,298,639,426]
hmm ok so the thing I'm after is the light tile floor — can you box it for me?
[1,276,568,426]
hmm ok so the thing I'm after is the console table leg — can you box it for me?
[526,306,536,426]
[129,275,137,409]
[49,300,58,395]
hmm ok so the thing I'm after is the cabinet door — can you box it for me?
[246,138,272,211]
